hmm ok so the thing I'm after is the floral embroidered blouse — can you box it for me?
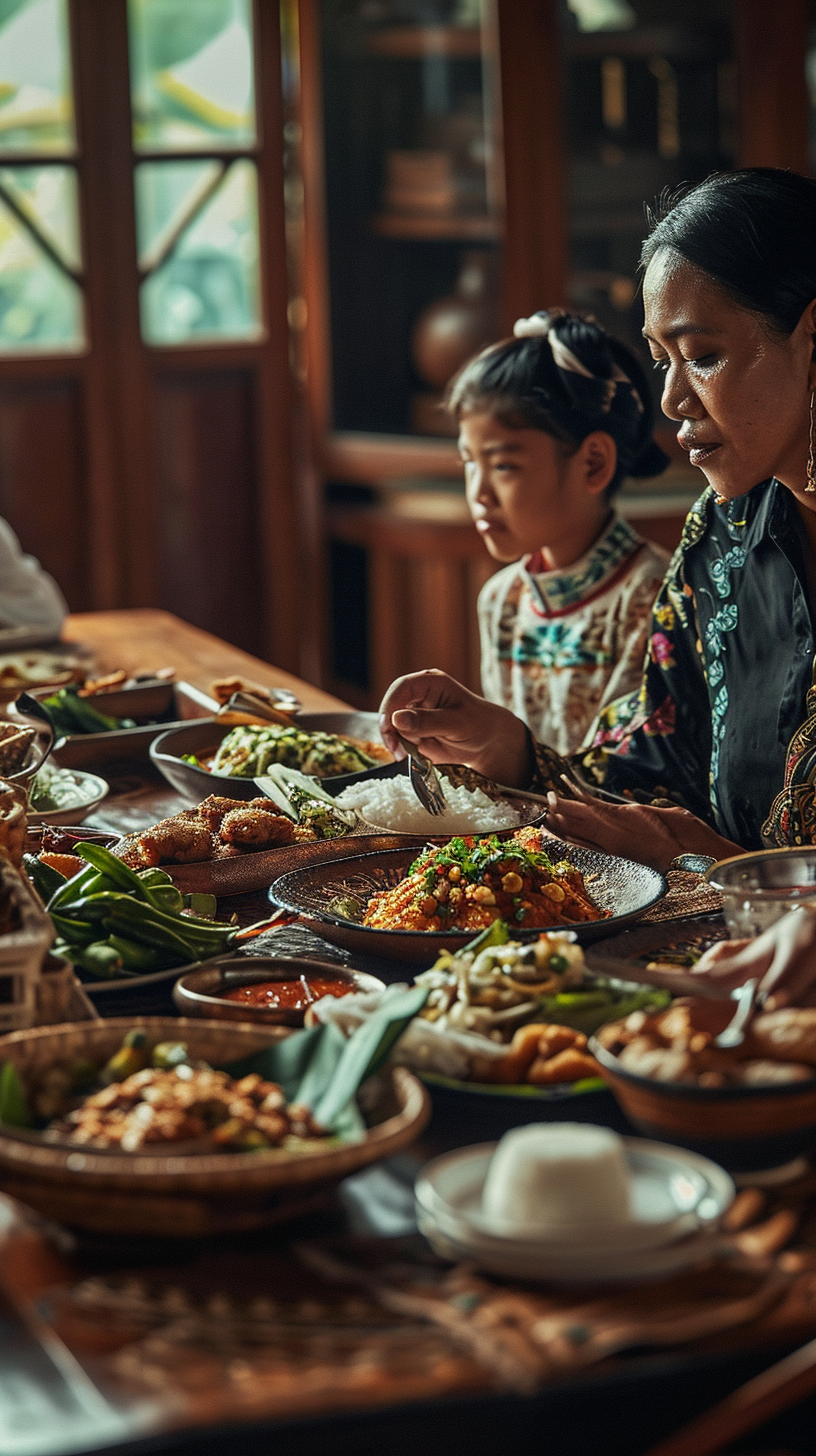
[533,479,816,850]
[478,516,669,754]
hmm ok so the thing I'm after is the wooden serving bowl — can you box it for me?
[589,1036,816,1177]
[0,1017,430,1237]
[173,955,385,1025]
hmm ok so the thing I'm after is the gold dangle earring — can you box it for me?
[807,388,816,493]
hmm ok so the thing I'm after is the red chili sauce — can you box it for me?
[220,974,354,1013]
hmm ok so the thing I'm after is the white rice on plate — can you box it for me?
[334,776,522,833]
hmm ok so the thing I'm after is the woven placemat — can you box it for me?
[639,870,723,925]
[31,1173,816,1426]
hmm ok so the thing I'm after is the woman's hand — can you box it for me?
[693,909,816,1010]
[378,670,532,786]
[543,792,742,872]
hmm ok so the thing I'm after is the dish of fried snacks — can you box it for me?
[114,795,315,867]
[595,1000,816,1086]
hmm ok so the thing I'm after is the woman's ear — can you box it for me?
[578,431,617,495]
[799,295,816,374]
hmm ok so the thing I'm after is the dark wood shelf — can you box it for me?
[373,211,500,241]
[364,26,483,59]
[564,24,730,60]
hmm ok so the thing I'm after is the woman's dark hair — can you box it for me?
[641,168,816,337]
[445,310,668,498]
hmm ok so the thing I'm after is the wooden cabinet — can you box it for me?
[291,0,813,706]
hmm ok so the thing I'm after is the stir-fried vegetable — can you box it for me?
[211,724,378,779]
[41,842,259,980]
[38,687,133,737]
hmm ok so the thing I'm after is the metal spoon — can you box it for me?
[713,977,761,1049]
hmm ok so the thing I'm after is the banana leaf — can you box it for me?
[224,984,428,1135]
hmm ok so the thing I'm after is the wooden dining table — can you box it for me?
[64,608,350,713]
[7,609,816,1456]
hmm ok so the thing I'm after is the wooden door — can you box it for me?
[0,0,303,671]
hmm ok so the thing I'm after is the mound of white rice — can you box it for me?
[334,775,522,833]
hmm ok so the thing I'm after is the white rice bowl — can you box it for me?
[335,776,522,834]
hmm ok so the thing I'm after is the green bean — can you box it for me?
[107,935,171,972]
[75,843,152,900]
[50,912,102,946]
[47,863,104,912]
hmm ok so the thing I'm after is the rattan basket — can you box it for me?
[0,1017,430,1236]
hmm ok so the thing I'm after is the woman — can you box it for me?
[380,168,816,873]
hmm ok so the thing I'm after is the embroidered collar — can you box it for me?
[524,515,643,616]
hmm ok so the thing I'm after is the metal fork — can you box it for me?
[394,731,446,817]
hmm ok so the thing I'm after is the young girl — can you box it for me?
[447,309,670,753]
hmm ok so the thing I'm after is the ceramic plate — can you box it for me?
[79,955,204,999]
[27,769,109,826]
[415,1139,734,1284]
[267,839,667,962]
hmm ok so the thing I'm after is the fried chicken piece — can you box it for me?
[526,1048,599,1084]
[195,795,250,831]
[138,815,213,865]
[113,813,213,868]
[115,836,156,869]
[219,805,296,848]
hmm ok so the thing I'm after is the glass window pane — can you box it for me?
[0,0,74,155]
[129,0,256,153]
[0,165,82,350]
[0,163,80,269]
[136,158,261,344]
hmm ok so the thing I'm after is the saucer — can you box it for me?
[415,1138,735,1285]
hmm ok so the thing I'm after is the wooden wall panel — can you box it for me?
[496,0,569,325]
[735,0,810,171]
[153,372,264,656]
[0,379,89,609]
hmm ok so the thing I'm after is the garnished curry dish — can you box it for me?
[362,828,607,932]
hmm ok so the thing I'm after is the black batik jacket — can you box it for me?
[533,479,816,850]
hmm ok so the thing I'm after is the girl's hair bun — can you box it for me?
[447,309,668,498]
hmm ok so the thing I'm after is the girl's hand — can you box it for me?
[693,909,816,1010]
[543,792,742,872]
[378,670,532,786]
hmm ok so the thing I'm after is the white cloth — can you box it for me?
[0,518,67,634]
[478,515,669,755]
